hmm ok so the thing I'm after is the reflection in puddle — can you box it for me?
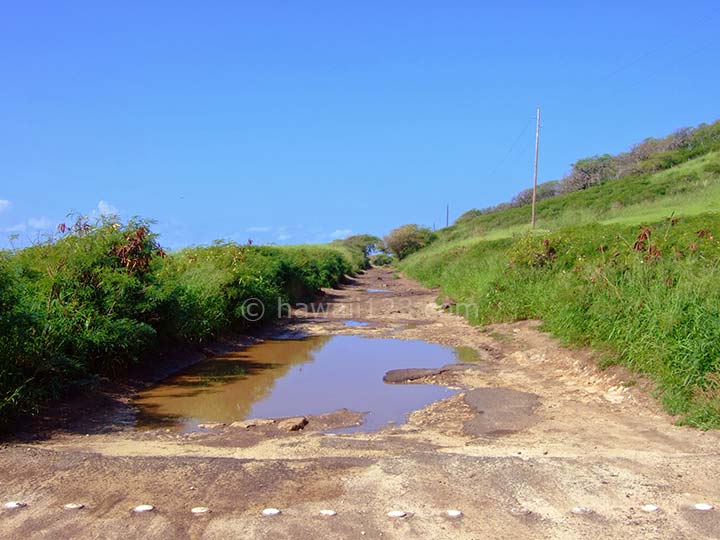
[344,320,370,327]
[366,288,392,293]
[453,346,481,363]
[134,336,460,433]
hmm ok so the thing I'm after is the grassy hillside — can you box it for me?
[0,220,366,425]
[401,135,720,428]
[442,149,720,243]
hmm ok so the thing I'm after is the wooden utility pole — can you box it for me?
[446,204,449,227]
[531,107,541,229]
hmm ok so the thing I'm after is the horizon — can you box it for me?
[1,1,719,249]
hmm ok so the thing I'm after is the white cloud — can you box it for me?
[330,228,352,240]
[1,222,26,233]
[97,200,118,216]
[276,233,293,242]
[247,226,271,233]
[0,200,11,213]
[28,217,51,230]
[0,216,53,235]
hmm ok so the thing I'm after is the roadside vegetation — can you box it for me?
[384,224,436,260]
[401,119,720,428]
[370,253,393,266]
[331,234,382,268]
[0,218,369,425]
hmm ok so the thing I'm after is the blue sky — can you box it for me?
[1,1,718,249]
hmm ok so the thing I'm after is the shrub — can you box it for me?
[560,154,617,193]
[332,234,382,268]
[384,224,436,260]
[371,253,393,266]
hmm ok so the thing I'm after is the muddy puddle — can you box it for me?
[134,335,464,433]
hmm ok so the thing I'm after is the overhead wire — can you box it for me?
[486,117,534,180]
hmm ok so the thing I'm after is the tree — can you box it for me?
[341,234,381,258]
[384,224,436,260]
[560,154,617,193]
[511,181,560,207]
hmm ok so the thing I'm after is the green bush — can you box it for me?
[371,253,393,266]
[384,224,436,260]
[332,234,381,268]
[0,258,42,417]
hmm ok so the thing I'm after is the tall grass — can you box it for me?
[401,214,720,428]
[0,219,364,424]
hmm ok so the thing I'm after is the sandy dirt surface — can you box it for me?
[1,267,719,539]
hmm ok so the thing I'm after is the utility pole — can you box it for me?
[531,107,541,229]
[446,204,449,227]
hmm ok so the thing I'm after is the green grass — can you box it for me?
[401,152,720,428]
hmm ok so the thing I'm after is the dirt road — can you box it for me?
[1,267,719,539]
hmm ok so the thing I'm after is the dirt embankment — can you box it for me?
[1,267,719,539]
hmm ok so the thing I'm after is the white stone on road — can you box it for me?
[191,506,210,514]
[387,510,407,518]
[571,507,593,515]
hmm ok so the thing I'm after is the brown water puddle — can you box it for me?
[134,335,467,433]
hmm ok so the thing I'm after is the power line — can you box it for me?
[487,117,534,179]
[622,34,718,92]
[596,6,720,86]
